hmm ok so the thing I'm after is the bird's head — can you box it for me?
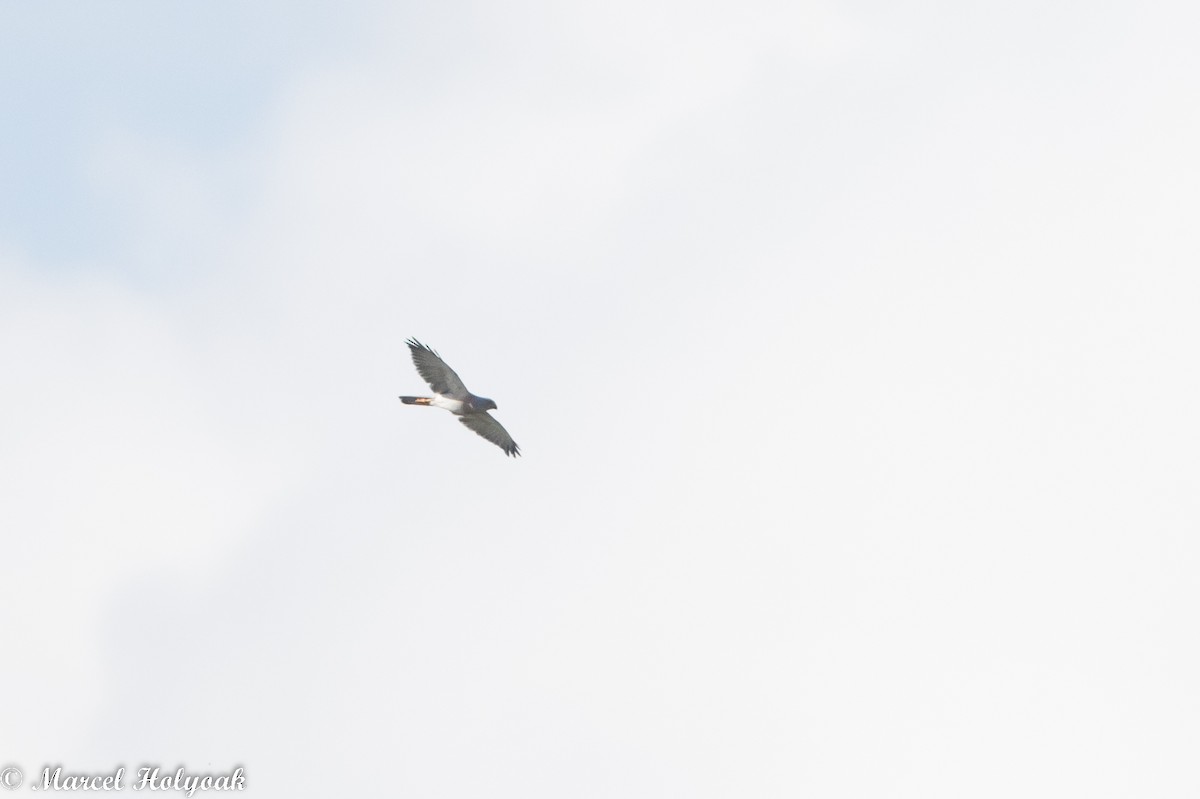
[480,397,498,411]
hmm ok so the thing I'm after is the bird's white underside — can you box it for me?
[430,394,464,413]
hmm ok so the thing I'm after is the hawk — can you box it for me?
[399,338,521,457]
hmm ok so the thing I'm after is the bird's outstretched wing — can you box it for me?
[407,338,469,399]
[459,413,520,457]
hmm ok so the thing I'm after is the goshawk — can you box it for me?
[399,338,520,457]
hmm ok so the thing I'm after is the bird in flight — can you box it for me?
[399,338,521,457]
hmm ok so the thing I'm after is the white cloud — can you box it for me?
[0,255,295,761]
[3,1,1200,796]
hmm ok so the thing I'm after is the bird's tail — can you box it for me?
[399,396,433,405]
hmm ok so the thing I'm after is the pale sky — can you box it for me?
[2,2,1199,797]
